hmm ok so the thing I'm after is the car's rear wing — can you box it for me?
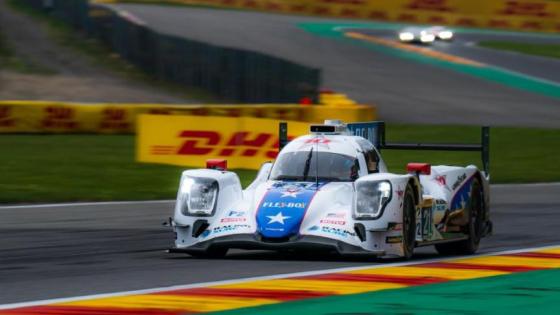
[374,122,490,178]
[279,121,490,177]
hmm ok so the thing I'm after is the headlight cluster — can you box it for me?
[354,181,392,219]
[399,32,414,41]
[179,176,219,216]
[438,30,453,40]
[419,31,435,43]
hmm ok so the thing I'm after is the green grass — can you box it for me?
[1,125,559,203]
[7,0,221,102]
[0,134,256,203]
[478,41,560,59]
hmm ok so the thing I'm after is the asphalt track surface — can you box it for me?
[106,4,560,127]
[1,184,560,305]
[357,29,560,83]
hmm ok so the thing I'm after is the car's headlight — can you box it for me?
[179,176,219,216]
[354,181,392,219]
[399,32,414,41]
[420,32,435,43]
[438,30,453,40]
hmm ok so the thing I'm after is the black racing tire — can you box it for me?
[435,178,483,255]
[402,185,416,259]
[188,247,228,258]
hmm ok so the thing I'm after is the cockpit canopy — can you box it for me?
[269,150,359,182]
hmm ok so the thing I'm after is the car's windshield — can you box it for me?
[269,150,359,182]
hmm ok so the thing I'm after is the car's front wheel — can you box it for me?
[402,185,416,259]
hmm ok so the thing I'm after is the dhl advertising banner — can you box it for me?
[99,0,560,32]
[0,101,375,134]
[0,101,147,134]
[137,115,310,169]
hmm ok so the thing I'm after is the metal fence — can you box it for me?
[20,0,321,103]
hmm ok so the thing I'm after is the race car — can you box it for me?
[426,26,455,41]
[168,120,492,259]
[398,26,454,44]
[398,27,436,44]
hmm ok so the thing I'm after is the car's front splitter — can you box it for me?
[171,233,385,257]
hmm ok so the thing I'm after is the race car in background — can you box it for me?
[168,120,492,259]
[427,26,454,41]
[398,26,454,44]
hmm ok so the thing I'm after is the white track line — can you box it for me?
[491,182,560,188]
[0,243,558,310]
[0,200,174,210]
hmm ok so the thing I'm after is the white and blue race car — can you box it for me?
[168,120,492,259]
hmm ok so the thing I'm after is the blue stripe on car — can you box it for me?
[256,182,325,238]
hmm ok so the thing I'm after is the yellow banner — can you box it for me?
[98,0,560,32]
[0,101,375,134]
[137,115,310,169]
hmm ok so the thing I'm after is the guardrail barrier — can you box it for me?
[17,0,321,103]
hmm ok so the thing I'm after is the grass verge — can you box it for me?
[6,0,221,102]
[1,125,559,203]
[478,41,560,59]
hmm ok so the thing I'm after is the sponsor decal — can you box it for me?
[203,224,251,238]
[452,173,467,191]
[386,235,403,244]
[396,187,404,200]
[434,175,446,186]
[299,137,332,150]
[498,1,552,17]
[406,0,453,12]
[0,106,15,127]
[220,210,247,223]
[309,225,356,238]
[434,199,447,212]
[435,175,451,191]
[176,130,278,158]
[421,206,433,239]
[326,212,346,218]
[261,201,306,209]
[319,219,346,226]
[220,217,247,223]
[256,183,325,238]
[99,108,129,130]
[272,182,322,190]
[41,106,79,129]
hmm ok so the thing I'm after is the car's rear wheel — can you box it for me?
[402,185,416,259]
[435,178,483,255]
